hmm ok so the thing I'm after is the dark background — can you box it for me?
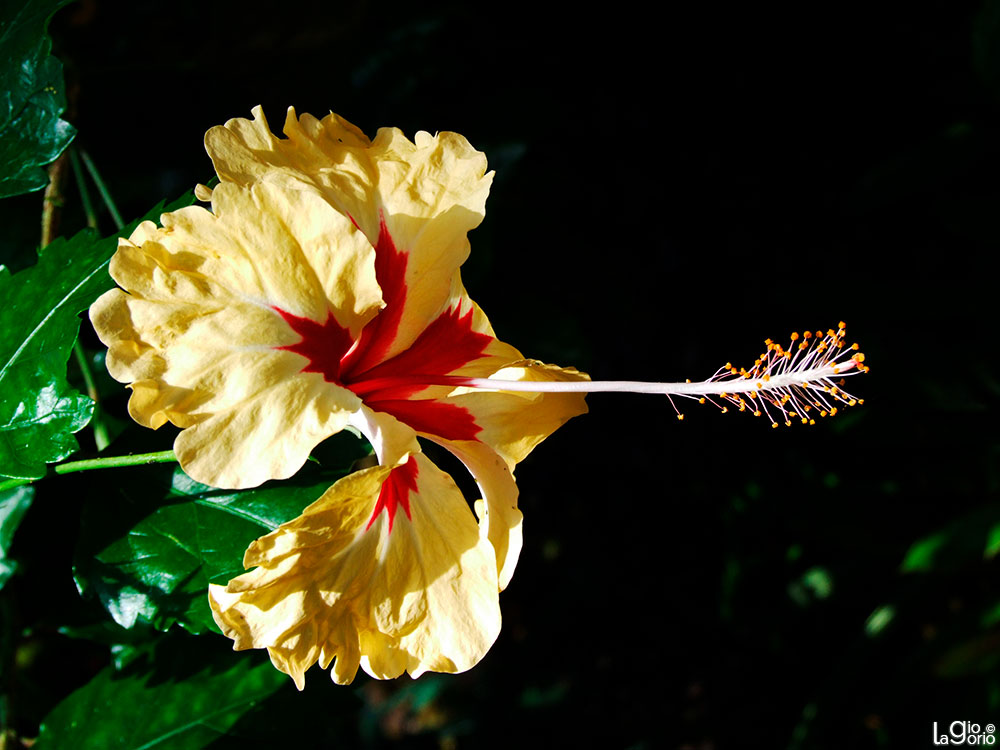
[4,0,1000,747]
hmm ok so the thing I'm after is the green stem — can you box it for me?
[72,342,99,401]
[69,148,98,229]
[79,150,124,230]
[54,450,176,475]
[0,451,177,493]
[72,343,110,451]
[69,148,110,449]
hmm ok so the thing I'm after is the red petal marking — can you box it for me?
[363,397,481,441]
[346,304,492,441]
[340,217,408,379]
[274,308,353,383]
[347,306,494,400]
[272,219,490,442]
[367,455,419,531]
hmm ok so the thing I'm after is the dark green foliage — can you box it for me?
[0,486,33,589]
[74,438,372,634]
[0,0,75,198]
[0,193,194,480]
[34,634,288,749]
[0,228,97,478]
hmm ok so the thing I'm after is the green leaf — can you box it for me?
[34,633,288,750]
[75,435,370,634]
[0,485,33,589]
[59,619,159,669]
[0,192,195,481]
[901,504,1000,573]
[787,566,833,607]
[864,604,895,637]
[0,0,76,198]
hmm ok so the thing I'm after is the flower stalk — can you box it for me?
[50,449,177,475]
[0,451,177,493]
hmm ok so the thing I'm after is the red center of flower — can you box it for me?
[273,217,494,501]
[366,456,419,531]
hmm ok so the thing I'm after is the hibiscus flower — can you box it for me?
[89,107,588,686]
[91,107,867,688]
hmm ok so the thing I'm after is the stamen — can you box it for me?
[453,324,868,426]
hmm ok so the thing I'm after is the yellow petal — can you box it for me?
[173,375,358,489]
[165,182,381,331]
[90,179,383,488]
[209,453,500,688]
[347,404,421,468]
[366,128,493,363]
[205,106,494,367]
[339,281,586,588]
[417,358,587,588]
[435,439,523,591]
[205,106,376,233]
[452,360,590,467]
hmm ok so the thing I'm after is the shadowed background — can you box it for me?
[2,1,999,747]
